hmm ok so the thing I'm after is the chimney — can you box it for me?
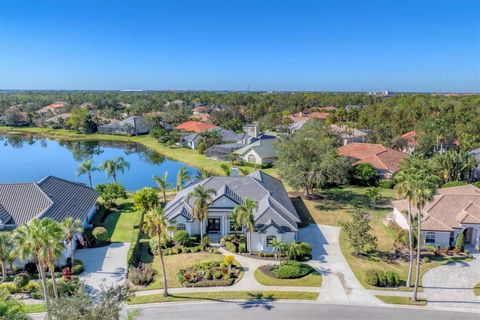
[231,167,239,177]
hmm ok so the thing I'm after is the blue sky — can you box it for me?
[0,0,479,92]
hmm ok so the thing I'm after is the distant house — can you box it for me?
[164,171,300,250]
[175,121,218,133]
[97,116,149,135]
[234,135,278,165]
[192,106,209,114]
[330,124,369,145]
[45,113,71,128]
[400,130,417,154]
[36,102,68,115]
[190,113,211,122]
[0,176,99,260]
[391,184,480,249]
[290,110,330,123]
[337,143,408,178]
[181,128,247,150]
[205,143,244,160]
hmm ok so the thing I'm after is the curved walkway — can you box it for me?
[298,224,380,304]
[422,249,480,312]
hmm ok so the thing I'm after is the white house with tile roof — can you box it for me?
[164,171,300,252]
[391,184,480,249]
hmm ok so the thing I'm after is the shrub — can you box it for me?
[173,230,191,246]
[127,227,143,266]
[379,179,394,189]
[92,226,109,242]
[57,278,81,297]
[455,233,464,253]
[71,259,84,275]
[238,242,246,253]
[351,163,378,186]
[441,181,468,189]
[183,279,233,287]
[273,261,313,279]
[13,273,30,289]
[385,271,400,287]
[377,271,387,287]
[24,281,41,294]
[201,236,210,248]
[422,257,430,263]
[0,282,18,294]
[197,142,206,154]
[223,255,234,267]
[128,263,154,286]
[225,241,237,253]
[365,270,378,286]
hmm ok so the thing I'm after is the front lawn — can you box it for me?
[136,244,226,290]
[475,283,480,296]
[21,303,46,313]
[254,266,322,287]
[375,295,427,306]
[129,291,319,304]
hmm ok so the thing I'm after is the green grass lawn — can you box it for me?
[0,126,249,176]
[129,291,319,304]
[375,295,427,306]
[21,303,46,313]
[254,267,322,287]
[136,246,226,290]
[475,283,480,296]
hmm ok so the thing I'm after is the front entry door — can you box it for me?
[207,218,221,234]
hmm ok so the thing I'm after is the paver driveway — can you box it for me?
[75,242,130,291]
[298,224,380,304]
[423,249,480,311]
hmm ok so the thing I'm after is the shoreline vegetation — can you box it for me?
[0,126,240,176]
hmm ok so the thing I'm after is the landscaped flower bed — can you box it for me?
[262,261,314,279]
[176,256,241,287]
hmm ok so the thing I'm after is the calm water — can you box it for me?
[0,134,198,191]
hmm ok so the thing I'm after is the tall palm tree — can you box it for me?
[153,172,169,204]
[220,163,232,176]
[42,219,65,299]
[229,210,242,238]
[233,198,258,253]
[99,157,130,183]
[411,179,436,302]
[143,207,174,297]
[61,218,84,268]
[395,167,416,287]
[270,237,283,261]
[0,232,13,282]
[176,166,191,192]
[76,159,98,188]
[186,185,216,242]
[13,219,52,314]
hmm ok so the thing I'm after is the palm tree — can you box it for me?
[270,238,283,261]
[186,185,216,242]
[176,166,191,192]
[411,179,436,302]
[153,172,170,204]
[233,198,258,253]
[143,207,174,297]
[76,159,98,188]
[195,169,212,180]
[61,218,84,268]
[0,232,13,282]
[239,167,250,176]
[395,167,416,288]
[220,163,232,176]
[229,210,242,238]
[13,219,52,313]
[42,219,65,299]
[99,157,130,183]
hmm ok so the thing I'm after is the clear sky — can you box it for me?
[0,0,479,92]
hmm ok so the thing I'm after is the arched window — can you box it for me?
[266,235,276,246]
[247,154,256,163]
[425,232,436,244]
[177,223,186,231]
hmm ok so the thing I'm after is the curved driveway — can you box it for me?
[422,250,480,311]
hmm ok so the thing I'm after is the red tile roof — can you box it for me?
[175,121,218,133]
[337,143,408,173]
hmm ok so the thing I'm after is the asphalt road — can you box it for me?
[128,301,480,320]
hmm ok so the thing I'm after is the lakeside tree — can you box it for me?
[99,157,130,183]
[153,172,170,204]
[176,166,191,192]
[275,119,350,196]
[67,107,96,133]
[186,185,216,243]
[95,183,127,209]
[133,188,160,212]
[342,211,377,256]
[76,159,99,188]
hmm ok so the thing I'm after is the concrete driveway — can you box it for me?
[75,242,130,291]
[298,224,380,305]
[422,249,480,311]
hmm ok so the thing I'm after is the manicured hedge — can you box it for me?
[379,179,394,189]
[183,279,234,287]
[365,269,400,287]
[127,210,145,266]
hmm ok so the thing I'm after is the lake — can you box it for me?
[0,134,199,191]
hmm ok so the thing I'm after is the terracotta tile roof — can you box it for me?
[393,184,480,231]
[175,121,218,133]
[400,130,417,146]
[337,143,408,173]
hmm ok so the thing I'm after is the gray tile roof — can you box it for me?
[234,136,278,159]
[0,176,98,226]
[164,171,300,232]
